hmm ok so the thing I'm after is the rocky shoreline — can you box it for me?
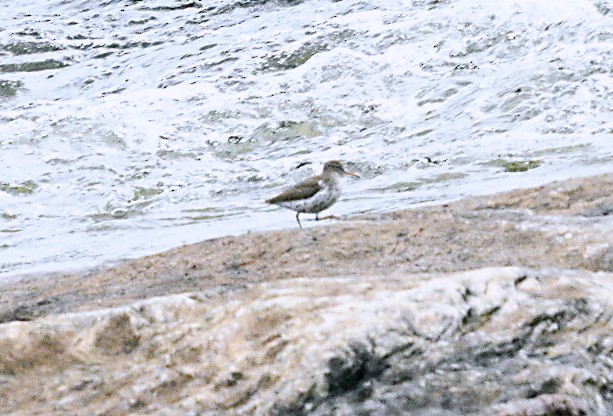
[1,173,612,415]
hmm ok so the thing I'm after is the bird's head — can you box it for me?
[323,160,359,177]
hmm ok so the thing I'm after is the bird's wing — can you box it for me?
[266,176,322,203]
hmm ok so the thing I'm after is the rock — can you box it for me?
[0,268,611,415]
[1,173,612,321]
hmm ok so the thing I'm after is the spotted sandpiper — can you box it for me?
[265,160,359,228]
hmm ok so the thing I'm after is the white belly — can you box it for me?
[278,184,341,214]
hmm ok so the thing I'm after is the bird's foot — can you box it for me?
[316,215,340,221]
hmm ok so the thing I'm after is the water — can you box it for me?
[1,0,612,277]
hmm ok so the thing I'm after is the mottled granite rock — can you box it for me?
[0,268,611,415]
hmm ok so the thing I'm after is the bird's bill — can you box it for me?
[344,170,360,178]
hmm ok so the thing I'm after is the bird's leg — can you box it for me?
[315,213,320,221]
[296,212,302,229]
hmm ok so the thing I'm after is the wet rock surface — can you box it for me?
[0,173,612,415]
[2,173,613,321]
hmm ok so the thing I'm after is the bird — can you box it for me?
[265,160,359,228]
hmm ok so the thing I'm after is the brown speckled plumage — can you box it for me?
[266,160,359,228]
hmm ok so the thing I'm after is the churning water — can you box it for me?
[1,0,612,277]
